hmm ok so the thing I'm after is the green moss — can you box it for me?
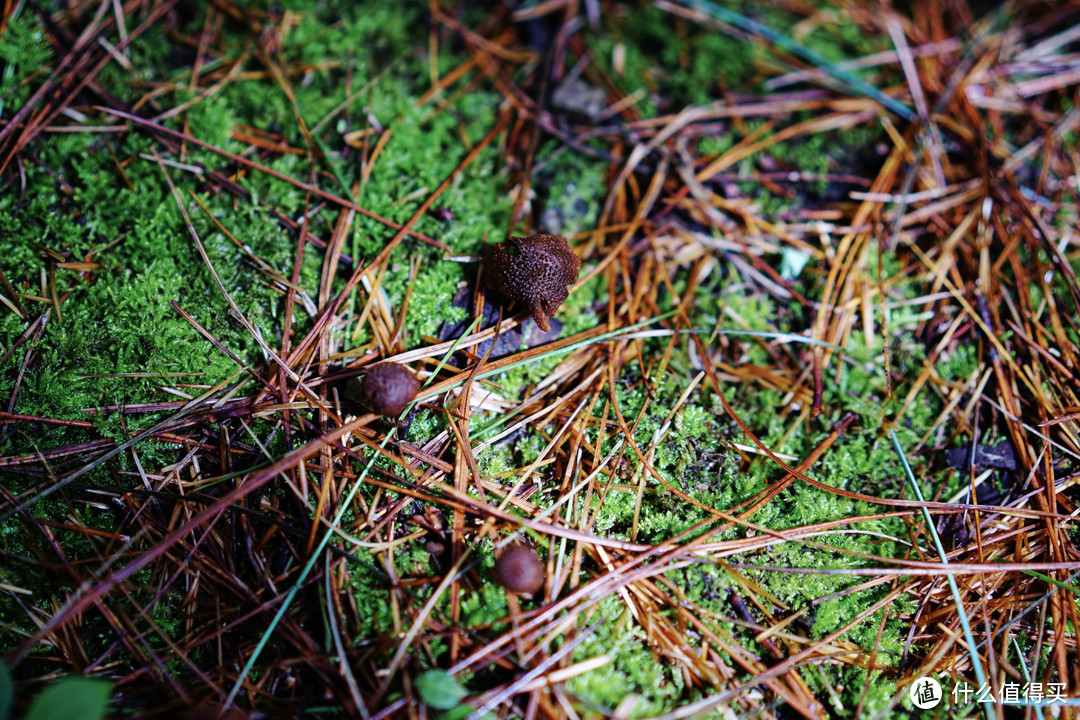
[565,596,687,716]
[349,554,395,637]
[459,584,508,629]
[402,260,467,343]
[586,7,758,116]
[0,15,53,113]
[535,148,608,239]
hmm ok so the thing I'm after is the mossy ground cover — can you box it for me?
[2,1,1079,719]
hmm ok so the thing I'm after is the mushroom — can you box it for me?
[486,233,581,332]
[493,543,545,595]
[345,362,420,417]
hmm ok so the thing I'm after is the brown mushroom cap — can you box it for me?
[347,362,420,417]
[486,233,581,332]
[493,543,545,595]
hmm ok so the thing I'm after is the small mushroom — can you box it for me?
[493,543,545,595]
[486,233,581,332]
[345,362,420,417]
[412,508,447,557]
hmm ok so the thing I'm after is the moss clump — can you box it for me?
[0,15,53,113]
[565,596,687,716]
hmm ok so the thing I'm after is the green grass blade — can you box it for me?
[890,430,992,719]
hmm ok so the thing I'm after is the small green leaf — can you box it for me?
[780,248,811,281]
[415,670,467,710]
[24,677,111,720]
[0,660,13,720]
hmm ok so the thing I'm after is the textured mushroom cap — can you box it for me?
[487,233,581,332]
[493,543,545,595]
[350,363,420,417]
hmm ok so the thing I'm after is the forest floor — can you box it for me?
[1,1,1079,719]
